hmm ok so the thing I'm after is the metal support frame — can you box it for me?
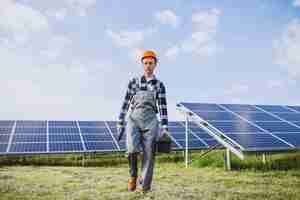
[82,153,86,167]
[6,121,17,153]
[185,114,189,168]
[76,121,87,151]
[197,143,222,159]
[104,121,121,151]
[262,153,266,165]
[225,148,231,170]
[177,104,245,160]
[46,120,49,153]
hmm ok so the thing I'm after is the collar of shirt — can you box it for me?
[142,74,156,83]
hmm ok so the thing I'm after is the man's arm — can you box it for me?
[118,79,134,126]
[157,81,168,131]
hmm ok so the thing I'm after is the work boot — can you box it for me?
[136,187,151,194]
[128,177,137,191]
[136,176,150,194]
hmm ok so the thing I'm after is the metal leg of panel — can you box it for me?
[224,148,231,171]
[185,114,189,168]
[82,153,85,167]
[262,153,266,165]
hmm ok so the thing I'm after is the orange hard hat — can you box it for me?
[141,50,158,62]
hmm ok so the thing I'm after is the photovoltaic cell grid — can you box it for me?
[0,121,14,153]
[49,121,83,152]
[11,120,47,153]
[0,120,218,155]
[179,103,300,151]
[168,121,220,149]
[78,121,118,152]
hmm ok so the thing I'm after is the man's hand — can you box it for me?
[117,123,125,142]
[159,129,172,142]
[161,129,171,136]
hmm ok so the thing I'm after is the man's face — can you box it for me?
[142,57,156,76]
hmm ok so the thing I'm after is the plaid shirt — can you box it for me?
[118,75,168,130]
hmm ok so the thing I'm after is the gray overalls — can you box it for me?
[126,79,159,190]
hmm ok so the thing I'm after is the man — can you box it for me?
[117,50,169,193]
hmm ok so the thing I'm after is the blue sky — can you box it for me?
[1,0,300,121]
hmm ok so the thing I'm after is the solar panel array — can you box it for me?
[179,103,300,152]
[0,120,219,155]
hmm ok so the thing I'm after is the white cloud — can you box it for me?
[46,8,67,21]
[267,80,284,89]
[293,0,300,7]
[220,84,250,104]
[155,9,179,28]
[129,48,144,63]
[106,29,145,48]
[65,0,96,16]
[273,19,300,79]
[165,45,180,59]
[106,28,157,61]
[0,43,125,120]
[192,8,221,32]
[22,0,96,19]
[40,36,72,60]
[224,84,249,96]
[165,8,221,59]
[0,0,49,44]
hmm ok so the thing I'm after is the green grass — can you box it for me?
[0,151,300,200]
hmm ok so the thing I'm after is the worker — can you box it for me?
[117,50,170,193]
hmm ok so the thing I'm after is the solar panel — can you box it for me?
[0,120,221,155]
[15,128,47,134]
[0,121,14,154]
[106,121,127,151]
[6,121,47,154]
[49,142,83,152]
[0,144,8,152]
[79,121,118,152]
[49,121,77,127]
[287,106,300,113]
[254,105,300,147]
[0,134,10,143]
[166,121,221,150]
[178,102,300,152]
[0,127,12,134]
[272,113,300,122]
[85,141,117,151]
[13,135,46,143]
[78,121,106,127]
[16,120,46,127]
[255,105,290,113]
[49,127,79,134]
[0,120,15,127]
[10,143,47,153]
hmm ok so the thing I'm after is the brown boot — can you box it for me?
[128,177,137,191]
[136,187,151,194]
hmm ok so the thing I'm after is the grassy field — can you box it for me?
[1,151,300,200]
